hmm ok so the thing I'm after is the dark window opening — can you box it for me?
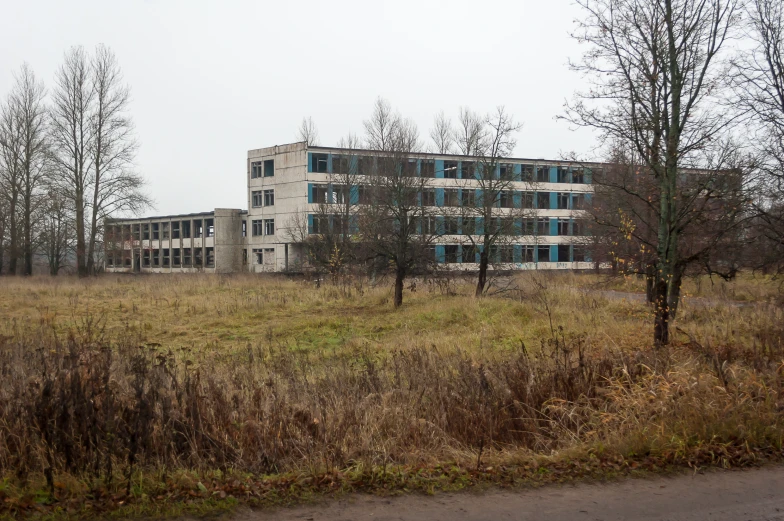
[558,245,571,263]
[194,248,203,267]
[332,155,348,174]
[152,249,160,267]
[443,188,459,207]
[421,160,435,178]
[206,219,214,237]
[500,164,514,180]
[183,248,192,266]
[253,248,264,264]
[444,245,459,263]
[521,164,535,182]
[536,165,550,183]
[312,153,328,173]
[263,159,274,177]
[522,245,535,263]
[152,223,159,240]
[162,222,169,240]
[443,161,457,178]
[264,219,275,236]
[500,190,516,208]
[420,189,436,207]
[537,192,550,209]
[537,245,551,262]
[572,169,585,184]
[443,216,459,235]
[357,156,374,175]
[557,167,570,183]
[143,250,151,267]
[461,161,475,179]
[142,223,150,241]
[252,190,263,207]
[252,219,263,236]
[182,221,191,239]
[537,218,550,236]
[206,247,215,268]
[557,192,571,210]
[242,221,247,237]
[558,218,571,236]
[163,249,170,267]
[573,246,586,262]
[172,222,180,239]
[173,248,181,266]
[264,189,274,206]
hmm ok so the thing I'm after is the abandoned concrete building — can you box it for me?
[104,141,598,273]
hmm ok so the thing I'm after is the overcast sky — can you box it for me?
[0,0,598,216]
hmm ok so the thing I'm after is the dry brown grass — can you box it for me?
[0,273,782,519]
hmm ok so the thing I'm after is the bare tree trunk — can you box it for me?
[394,268,404,308]
[653,278,670,346]
[475,250,488,297]
[8,194,18,275]
[668,266,684,319]
[646,262,656,303]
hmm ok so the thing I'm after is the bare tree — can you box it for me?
[87,45,150,275]
[0,96,22,275]
[360,102,435,307]
[564,0,742,346]
[297,116,320,146]
[453,107,485,156]
[459,107,524,296]
[430,111,454,154]
[50,46,94,276]
[39,189,73,275]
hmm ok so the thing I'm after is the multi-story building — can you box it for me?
[106,141,599,273]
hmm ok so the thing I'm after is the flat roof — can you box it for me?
[106,209,247,223]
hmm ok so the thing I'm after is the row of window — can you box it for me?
[309,184,587,210]
[308,215,588,236]
[250,159,275,179]
[251,219,275,236]
[250,248,276,265]
[310,152,592,183]
[106,247,215,268]
[106,219,214,242]
[251,189,275,208]
[433,244,589,264]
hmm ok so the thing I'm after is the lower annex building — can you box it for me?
[104,141,598,273]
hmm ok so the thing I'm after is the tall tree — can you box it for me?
[86,45,149,275]
[564,0,742,346]
[453,107,484,156]
[430,111,454,154]
[0,92,23,275]
[39,189,73,275]
[50,46,93,276]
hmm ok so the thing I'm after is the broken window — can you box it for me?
[181,220,191,239]
[499,164,514,180]
[572,193,586,210]
[419,159,435,178]
[537,218,550,236]
[252,190,263,207]
[500,190,516,208]
[152,249,160,266]
[558,218,571,236]
[163,249,170,267]
[332,154,348,174]
[443,216,459,235]
[252,220,263,236]
[572,169,585,184]
[194,220,203,238]
[172,222,180,239]
[142,223,150,241]
[173,248,181,266]
[242,249,248,265]
[460,189,476,207]
[521,164,535,182]
[443,188,460,207]
[264,248,275,265]
[194,248,203,267]
[253,248,264,264]
[263,159,274,177]
[206,247,215,268]
[242,221,247,237]
[557,192,571,210]
[462,216,476,235]
[143,250,151,267]
[152,223,159,240]
[251,161,263,179]
[312,153,328,173]
[264,189,274,206]
[522,245,535,263]
[264,219,275,236]
[420,189,436,207]
[536,165,550,183]
[537,192,550,209]
[521,191,535,209]
[357,156,374,175]
[206,219,214,237]
[183,248,192,266]
[537,245,551,262]
[573,245,586,262]
[572,219,586,236]
[444,245,459,263]
[310,215,328,234]
[162,222,169,240]
[443,161,458,178]
[558,245,571,263]
[133,224,141,240]
[462,244,477,263]
[522,218,536,235]
[312,184,329,204]
[557,167,570,183]
[461,161,475,179]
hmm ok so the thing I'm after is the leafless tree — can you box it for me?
[50,46,94,276]
[39,189,73,275]
[0,64,49,276]
[430,111,454,154]
[564,0,743,346]
[297,116,320,146]
[453,107,485,156]
[360,102,436,307]
[458,107,525,296]
[86,45,150,275]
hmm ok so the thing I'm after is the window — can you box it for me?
[194,220,203,238]
[251,161,263,179]
[152,223,159,240]
[537,245,551,262]
[573,245,587,262]
[264,189,274,206]
[572,219,586,236]
[537,218,550,235]
[152,249,160,266]
[264,248,275,265]
[357,156,374,175]
[522,245,535,263]
[310,215,329,234]
[243,249,248,265]
[537,192,550,209]
[143,250,151,267]
[500,217,519,235]
[206,219,214,237]
[462,244,477,263]
[142,223,150,241]
[499,246,514,263]
[252,190,263,207]
[312,184,329,204]
[444,245,459,263]
[312,153,328,173]
[572,169,585,184]
[242,221,247,237]
[420,160,435,178]
[557,192,571,210]
[183,248,192,266]
[264,159,274,177]
[500,164,514,180]
[172,222,180,239]
[558,245,571,263]
[194,248,203,267]
[163,249,170,267]
[253,248,264,264]
[536,165,550,182]
[558,218,571,236]
[557,167,570,183]
[500,191,516,208]
[443,216,459,235]
[173,248,181,266]
[161,222,169,240]
[206,247,215,268]
[420,189,436,207]
[443,161,457,178]
[521,164,535,182]
[460,189,476,207]
[252,219,263,236]
[461,161,475,179]
[444,188,460,207]
[332,154,348,174]
[522,218,536,235]
[572,193,586,210]
[264,219,275,236]
[357,185,371,204]
[181,221,191,239]
[419,216,438,235]
[521,191,535,209]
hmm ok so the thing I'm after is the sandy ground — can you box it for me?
[225,466,784,521]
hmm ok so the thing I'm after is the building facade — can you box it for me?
[106,141,599,273]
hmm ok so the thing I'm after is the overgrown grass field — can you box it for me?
[0,272,782,519]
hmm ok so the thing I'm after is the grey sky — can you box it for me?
[0,0,598,216]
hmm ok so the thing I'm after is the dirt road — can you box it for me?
[232,466,784,521]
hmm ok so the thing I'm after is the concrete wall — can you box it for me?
[214,208,245,273]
